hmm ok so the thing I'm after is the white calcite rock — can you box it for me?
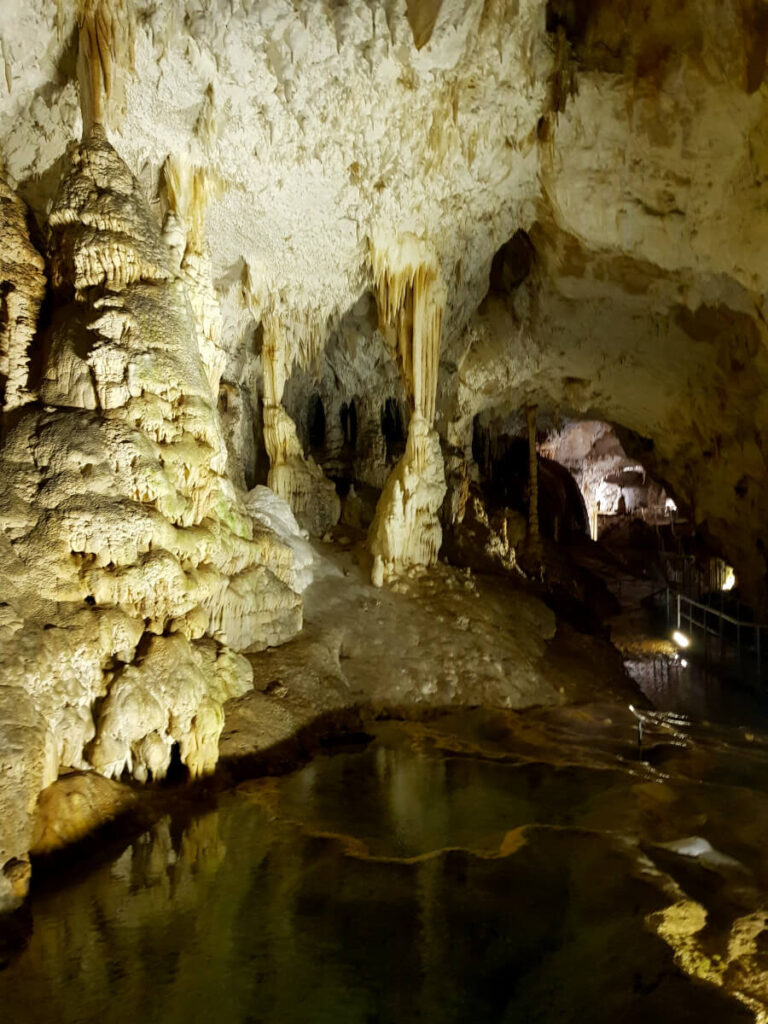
[0,175,45,411]
[259,315,341,536]
[368,233,447,583]
[244,485,316,593]
[0,127,303,908]
[89,634,252,782]
[3,0,768,906]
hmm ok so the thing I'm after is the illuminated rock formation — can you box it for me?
[368,233,447,585]
[162,156,227,399]
[0,130,302,910]
[0,176,45,412]
[258,313,341,536]
[3,0,768,913]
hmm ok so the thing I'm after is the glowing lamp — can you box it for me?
[672,630,690,649]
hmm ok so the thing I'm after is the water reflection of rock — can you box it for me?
[2,810,240,1023]
[4,713,768,1021]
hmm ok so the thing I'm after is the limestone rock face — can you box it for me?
[0,0,549,494]
[0,130,302,911]
[3,4,767,598]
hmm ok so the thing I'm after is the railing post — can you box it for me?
[677,593,681,630]
[757,626,761,678]
[758,627,762,680]
[666,587,670,625]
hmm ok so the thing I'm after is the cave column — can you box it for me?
[354,395,389,489]
[368,232,447,586]
[0,179,46,415]
[527,404,540,549]
[258,313,340,535]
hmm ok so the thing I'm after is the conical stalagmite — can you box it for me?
[0,130,303,910]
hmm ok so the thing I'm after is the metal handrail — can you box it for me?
[671,590,767,678]
[677,594,758,630]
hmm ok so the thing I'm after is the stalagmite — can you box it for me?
[527,404,540,548]
[0,176,45,412]
[0,128,303,911]
[368,231,447,585]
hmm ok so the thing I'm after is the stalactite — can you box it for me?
[368,231,447,585]
[76,0,135,131]
[370,232,445,429]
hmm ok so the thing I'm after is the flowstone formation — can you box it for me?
[0,128,302,912]
[162,156,227,400]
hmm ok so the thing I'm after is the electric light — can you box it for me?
[672,630,690,648]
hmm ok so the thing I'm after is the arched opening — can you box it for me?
[539,421,674,543]
[471,420,588,543]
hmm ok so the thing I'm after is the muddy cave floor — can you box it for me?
[9,536,768,1020]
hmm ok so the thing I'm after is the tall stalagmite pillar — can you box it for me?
[368,232,447,586]
[256,311,340,536]
[527,404,540,547]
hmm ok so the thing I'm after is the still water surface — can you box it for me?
[2,710,767,1023]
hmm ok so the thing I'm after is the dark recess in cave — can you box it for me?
[381,397,406,462]
[340,398,358,448]
[308,393,326,453]
[489,230,536,295]
[472,425,588,542]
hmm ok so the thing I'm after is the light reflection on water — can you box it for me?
[0,715,765,1024]
[626,653,768,728]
